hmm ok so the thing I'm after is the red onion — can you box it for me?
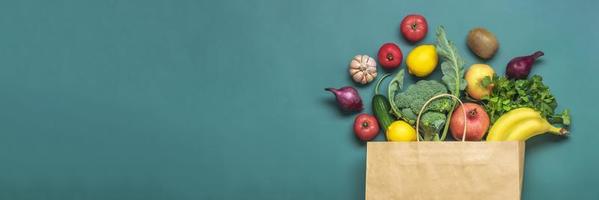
[505,51,544,79]
[325,86,363,112]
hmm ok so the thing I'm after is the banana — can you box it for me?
[504,117,567,141]
[486,107,568,141]
[486,108,540,141]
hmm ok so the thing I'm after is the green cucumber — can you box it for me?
[372,74,394,130]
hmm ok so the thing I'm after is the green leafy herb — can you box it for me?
[436,26,467,95]
[482,75,571,127]
[435,26,467,140]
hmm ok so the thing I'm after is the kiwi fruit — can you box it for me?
[467,28,499,60]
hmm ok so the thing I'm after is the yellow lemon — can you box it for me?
[406,45,438,77]
[386,121,417,141]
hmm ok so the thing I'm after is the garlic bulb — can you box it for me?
[349,55,377,84]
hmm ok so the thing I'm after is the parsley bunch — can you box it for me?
[481,75,570,126]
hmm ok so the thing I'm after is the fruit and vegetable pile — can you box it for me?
[325,14,571,142]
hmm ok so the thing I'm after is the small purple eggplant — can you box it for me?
[325,86,363,112]
[505,51,544,79]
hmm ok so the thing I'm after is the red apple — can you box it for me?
[400,14,428,43]
[377,43,403,70]
[450,103,490,141]
[353,114,380,141]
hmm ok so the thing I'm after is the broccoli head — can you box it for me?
[392,80,451,140]
[420,112,447,141]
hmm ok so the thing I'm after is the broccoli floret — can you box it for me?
[420,112,447,141]
[394,80,451,116]
[392,80,451,141]
[400,108,417,124]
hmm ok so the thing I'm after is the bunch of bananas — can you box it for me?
[487,108,568,141]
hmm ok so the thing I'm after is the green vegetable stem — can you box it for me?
[388,69,404,120]
[435,26,467,140]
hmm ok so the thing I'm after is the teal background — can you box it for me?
[0,0,597,199]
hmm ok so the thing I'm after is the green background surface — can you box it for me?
[0,0,597,199]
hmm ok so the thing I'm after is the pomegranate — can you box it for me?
[450,103,490,141]
[377,43,403,70]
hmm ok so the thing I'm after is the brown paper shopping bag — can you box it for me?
[365,94,526,200]
[365,141,525,200]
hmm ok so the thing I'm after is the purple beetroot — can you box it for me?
[325,86,363,112]
[505,51,544,79]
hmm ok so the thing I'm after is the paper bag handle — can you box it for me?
[415,94,467,142]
